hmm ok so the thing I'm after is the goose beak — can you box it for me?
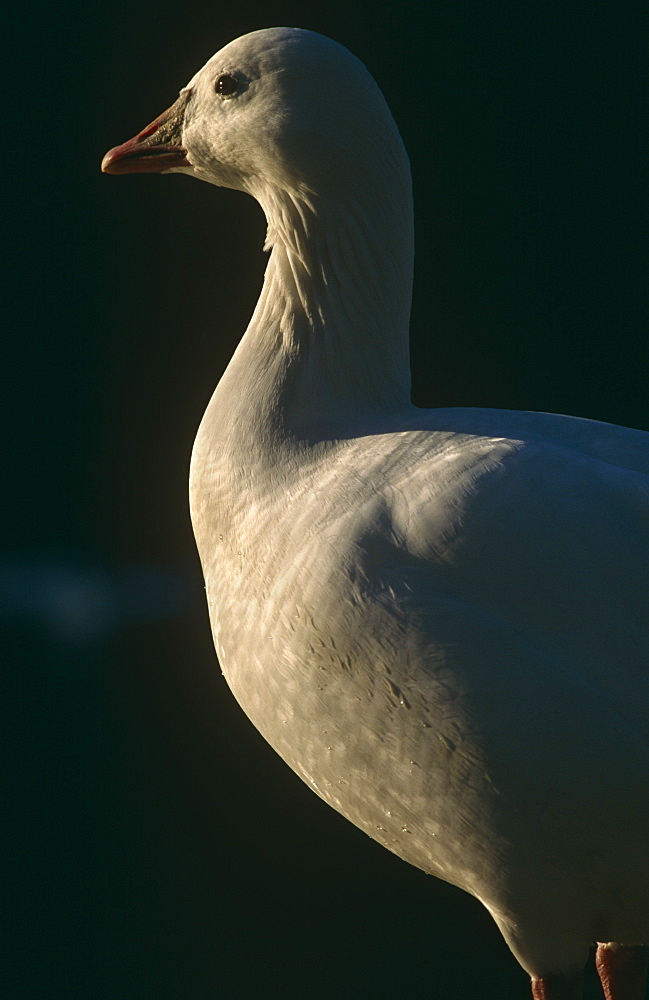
[101,90,191,175]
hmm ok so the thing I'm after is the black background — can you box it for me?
[7,1,647,998]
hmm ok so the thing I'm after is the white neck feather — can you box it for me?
[196,138,414,487]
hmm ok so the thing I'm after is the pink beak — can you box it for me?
[101,91,191,175]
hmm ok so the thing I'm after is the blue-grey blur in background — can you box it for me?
[6,1,646,997]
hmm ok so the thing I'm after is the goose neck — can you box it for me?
[254,180,414,430]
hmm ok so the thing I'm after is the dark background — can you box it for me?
[6,1,646,998]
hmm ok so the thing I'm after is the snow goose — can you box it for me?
[102,27,649,999]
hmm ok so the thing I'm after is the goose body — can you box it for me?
[103,28,649,997]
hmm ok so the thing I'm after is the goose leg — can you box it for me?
[595,943,649,1000]
[530,972,584,999]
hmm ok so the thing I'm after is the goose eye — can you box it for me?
[215,74,239,97]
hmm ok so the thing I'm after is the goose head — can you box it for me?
[102,27,408,207]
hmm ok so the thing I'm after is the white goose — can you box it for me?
[102,27,649,999]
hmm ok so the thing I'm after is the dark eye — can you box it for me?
[215,73,239,97]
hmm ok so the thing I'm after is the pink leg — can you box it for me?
[595,943,649,1000]
[530,972,584,999]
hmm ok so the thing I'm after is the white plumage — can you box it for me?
[103,28,649,999]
